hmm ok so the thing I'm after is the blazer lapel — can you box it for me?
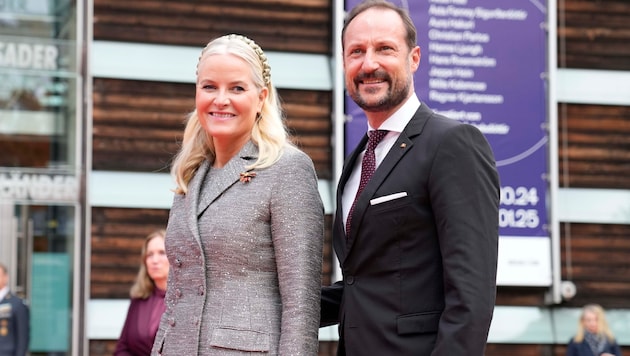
[185,160,208,247]
[342,105,431,258]
[186,141,258,246]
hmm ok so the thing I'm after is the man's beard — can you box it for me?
[350,71,411,113]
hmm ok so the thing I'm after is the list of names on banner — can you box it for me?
[426,0,529,135]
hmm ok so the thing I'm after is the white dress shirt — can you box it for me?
[0,286,9,301]
[342,94,421,230]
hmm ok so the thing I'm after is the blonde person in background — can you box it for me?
[115,229,169,356]
[151,34,324,355]
[566,304,622,356]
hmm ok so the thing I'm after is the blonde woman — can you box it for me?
[116,229,169,355]
[151,34,324,355]
[566,304,622,356]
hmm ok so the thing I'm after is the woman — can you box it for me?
[566,304,622,356]
[115,229,169,355]
[151,34,324,355]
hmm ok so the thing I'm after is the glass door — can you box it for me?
[0,201,76,355]
[1,0,86,354]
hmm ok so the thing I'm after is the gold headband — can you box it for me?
[203,34,271,86]
[228,34,271,86]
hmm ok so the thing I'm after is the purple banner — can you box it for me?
[345,0,549,239]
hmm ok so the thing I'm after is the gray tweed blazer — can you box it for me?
[152,141,324,355]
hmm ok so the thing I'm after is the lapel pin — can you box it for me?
[400,143,407,148]
[239,171,257,183]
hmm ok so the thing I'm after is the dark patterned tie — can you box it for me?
[346,129,389,236]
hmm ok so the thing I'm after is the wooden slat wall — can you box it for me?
[93,0,333,54]
[91,207,170,298]
[552,0,630,323]
[558,103,630,189]
[92,78,332,178]
[560,223,630,308]
[559,0,630,70]
[88,0,630,355]
[280,89,333,179]
[92,79,190,173]
[499,0,630,312]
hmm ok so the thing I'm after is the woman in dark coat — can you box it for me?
[566,304,622,356]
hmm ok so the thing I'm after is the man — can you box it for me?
[0,264,29,356]
[320,1,500,355]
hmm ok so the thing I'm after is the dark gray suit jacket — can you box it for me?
[322,103,500,355]
[153,142,324,355]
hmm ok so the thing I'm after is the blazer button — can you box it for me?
[168,317,176,326]
[175,288,182,298]
[175,258,182,267]
[346,276,355,285]
[198,286,205,295]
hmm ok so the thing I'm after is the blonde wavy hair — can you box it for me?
[573,303,616,343]
[129,229,167,299]
[171,34,288,195]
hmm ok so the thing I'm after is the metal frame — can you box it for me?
[547,0,562,305]
[74,0,93,354]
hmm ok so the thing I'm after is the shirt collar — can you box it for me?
[0,286,9,301]
[367,93,420,133]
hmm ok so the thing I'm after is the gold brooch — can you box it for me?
[239,171,257,183]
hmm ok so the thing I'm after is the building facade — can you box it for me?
[1,0,629,355]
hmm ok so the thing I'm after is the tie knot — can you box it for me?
[367,130,388,150]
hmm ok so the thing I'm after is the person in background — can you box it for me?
[115,229,169,356]
[151,34,324,355]
[0,263,29,356]
[566,304,622,356]
[320,0,500,355]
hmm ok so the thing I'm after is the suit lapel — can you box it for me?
[340,105,431,261]
[186,141,258,246]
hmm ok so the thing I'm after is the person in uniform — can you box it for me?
[0,263,29,356]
